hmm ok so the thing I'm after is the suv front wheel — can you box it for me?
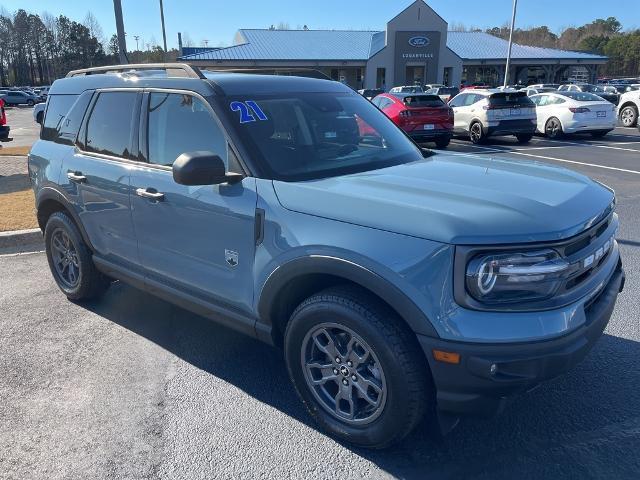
[44,211,110,300]
[284,286,431,448]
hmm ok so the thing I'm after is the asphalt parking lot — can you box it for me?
[1,105,40,148]
[1,117,639,479]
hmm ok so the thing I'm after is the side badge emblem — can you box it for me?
[225,249,239,267]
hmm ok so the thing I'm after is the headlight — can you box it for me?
[466,249,569,305]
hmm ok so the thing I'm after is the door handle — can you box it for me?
[136,187,165,202]
[67,171,87,183]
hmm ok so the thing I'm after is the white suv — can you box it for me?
[448,89,537,144]
[617,90,640,127]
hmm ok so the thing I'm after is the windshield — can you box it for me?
[560,91,606,102]
[220,92,422,181]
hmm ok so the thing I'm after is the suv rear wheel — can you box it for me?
[44,211,110,300]
[469,121,485,144]
[515,133,533,143]
[284,285,431,448]
[434,137,450,148]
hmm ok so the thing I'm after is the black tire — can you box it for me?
[44,211,110,301]
[434,137,450,148]
[515,133,533,143]
[469,121,485,144]
[619,105,638,127]
[284,285,431,449]
[27,99,35,107]
[545,117,563,139]
[590,130,609,138]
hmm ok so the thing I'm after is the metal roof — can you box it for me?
[178,29,607,62]
[446,32,607,61]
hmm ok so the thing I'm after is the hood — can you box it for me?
[272,155,614,245]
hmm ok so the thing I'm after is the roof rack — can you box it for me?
[66,63,205,79]
[203,67,330,81]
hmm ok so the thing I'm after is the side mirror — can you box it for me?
[172,151,242,186]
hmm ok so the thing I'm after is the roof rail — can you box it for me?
[66,63,205,79]
[203,67,331,81]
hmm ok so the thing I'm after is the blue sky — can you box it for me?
[1,0,637,51]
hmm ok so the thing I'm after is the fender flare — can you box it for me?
[36,187,96,251]
[257,255,439,338]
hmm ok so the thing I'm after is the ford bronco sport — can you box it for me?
[29,64,625,449]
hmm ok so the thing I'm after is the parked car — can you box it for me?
[0,97,9,140]
[0,89,41,106]
[530,91,616,138]
[617,88,640,127]
[529,83,560,89]
[423,83,445,91]
[460,82,492,90]
[372,92,453,147]
[33,102,46,124]
[448,89,537,144]
[558,84,619,105]
[389,85,424,94]
[520,87,557,96]
[425,86,459,103]
[357,88,384,101]
[29,64,625,449]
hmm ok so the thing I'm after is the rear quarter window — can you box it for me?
[42,94,79,142]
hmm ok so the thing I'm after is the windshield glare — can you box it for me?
[221,92,422,181]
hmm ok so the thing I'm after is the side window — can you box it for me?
[42,94,79,141]
[85,91,138,158]
[449,94,465,107]
[147,92,227,167]
[553,97,566,104]
[371,96,383,108]
[463,94,479,106]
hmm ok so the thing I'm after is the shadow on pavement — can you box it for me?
[82,282,640,479]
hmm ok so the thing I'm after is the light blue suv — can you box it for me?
[29,64,625,448]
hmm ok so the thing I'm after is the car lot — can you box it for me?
[1,106,41,148]
[1,119,639,478]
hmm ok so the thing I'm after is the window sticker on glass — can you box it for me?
[230,101,268,123]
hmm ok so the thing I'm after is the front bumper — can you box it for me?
[418,260,625,417]
[484,119,536,137]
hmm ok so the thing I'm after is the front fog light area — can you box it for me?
[466,249,569,305]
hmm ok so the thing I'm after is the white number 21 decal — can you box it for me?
[230,101,268,123]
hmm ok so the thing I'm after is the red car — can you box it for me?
[0,97,9,141]
[372,93,453,147]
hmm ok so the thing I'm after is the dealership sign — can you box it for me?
[408,36,430,47]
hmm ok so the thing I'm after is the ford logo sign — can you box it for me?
[408,36,430,47]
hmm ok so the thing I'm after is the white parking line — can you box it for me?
[507,151,640,175]
[0,249,45,258]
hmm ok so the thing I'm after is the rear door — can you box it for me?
[64,89,141,269]
[129,89,257,314]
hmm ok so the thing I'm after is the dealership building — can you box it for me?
[178,0,607,89]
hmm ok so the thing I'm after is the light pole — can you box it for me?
[113,0,129,64]
[503,0,518,88]
[159,0,168,60]
[134,35,140,51]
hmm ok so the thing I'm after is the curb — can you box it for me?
[0,228,43,249]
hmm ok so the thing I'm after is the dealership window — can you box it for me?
[443,68,452,87]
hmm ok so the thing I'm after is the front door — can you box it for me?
[130,90,257,314]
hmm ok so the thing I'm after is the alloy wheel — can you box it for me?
[301,323,387,425]
[546,118,561,138]
[470,123,482,143]
[620,107,636,127]
[50,228,80,289]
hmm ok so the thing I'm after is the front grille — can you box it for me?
[557,213,615,293]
